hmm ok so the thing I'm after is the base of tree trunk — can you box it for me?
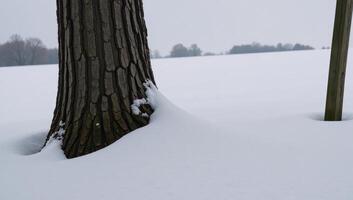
[45,0,155,158]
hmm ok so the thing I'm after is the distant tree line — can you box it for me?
[228,42,314,54]
[151,42,315,59]
[0,35,316,65]
[0,34,58,67]
[169,44,202,58]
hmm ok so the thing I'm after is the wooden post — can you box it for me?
[325,0,353,121]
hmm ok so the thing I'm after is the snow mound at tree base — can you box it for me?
[1,81,244,200]
[36,80,228,161]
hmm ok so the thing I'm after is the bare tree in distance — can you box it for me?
[0,34,59,67]
[25,38,47,65]
[150,50,162,59]
[8,34,27,66]
[169,43,202,58]
[189,44,202,57]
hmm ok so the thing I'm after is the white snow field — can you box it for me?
[1,50,353,200]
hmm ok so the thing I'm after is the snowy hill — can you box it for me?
[1,50,353,200]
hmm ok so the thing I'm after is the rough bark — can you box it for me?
[46,0,155,158]
[325,0,353,121]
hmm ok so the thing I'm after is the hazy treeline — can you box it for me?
[0,35,316,65]
[150,44,203,59]
[0,35,58,67]
[151,42,315,59]
[229,42,314,54]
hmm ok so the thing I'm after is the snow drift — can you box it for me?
[1,50,353,200]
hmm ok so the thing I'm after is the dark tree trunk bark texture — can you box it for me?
[325,0,353,121]
[46,0,155,158]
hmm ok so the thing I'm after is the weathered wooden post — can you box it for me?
[325,0,353,121]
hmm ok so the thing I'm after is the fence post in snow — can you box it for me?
[325,0,353,121]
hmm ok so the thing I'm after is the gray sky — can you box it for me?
[0,0,336,55]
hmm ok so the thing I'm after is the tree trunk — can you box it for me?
[325,0,353,121]
[46,0,155,158]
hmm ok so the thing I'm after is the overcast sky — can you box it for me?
[0,0,337,55]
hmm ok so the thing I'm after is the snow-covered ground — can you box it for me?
[1,50,353,200]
